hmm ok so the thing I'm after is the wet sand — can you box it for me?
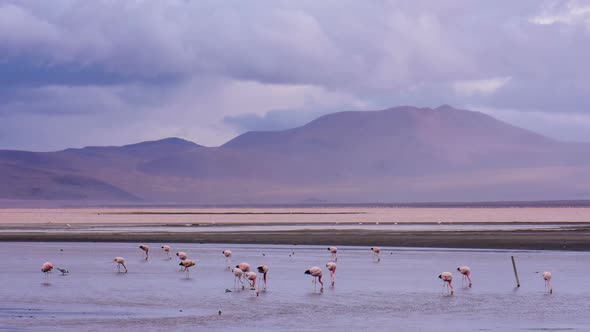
[2,227,590,251]
[2,207,590,251]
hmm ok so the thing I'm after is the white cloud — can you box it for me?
[452,77,512,96]
[530,1,590,26]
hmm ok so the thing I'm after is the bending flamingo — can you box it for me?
[257,265,269,290]
[305,266,324,292]
[139,245,149,260]
[176,251,187,271]
[223,250,232,269]
[41,262,53,280]
[245,271,259,296]
[180,259,196,277]
[457,266,472,287]
[328,247,338,262]
[371,247,381,262]
[543,271,553,294]
[161,245,171,259]
[438,272,454,295]
[113,257,128,273]
[232,268,246,289]
[326,262,337,286]
[236,262,251,284]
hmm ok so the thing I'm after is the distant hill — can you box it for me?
[1,106,590,205]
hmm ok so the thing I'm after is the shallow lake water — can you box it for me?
[1,242,589,331]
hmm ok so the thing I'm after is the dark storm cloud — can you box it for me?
[1,0,590,149]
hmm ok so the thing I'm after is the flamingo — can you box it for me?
[257,265,269,290]
[139,245,149,260]
[371,247,381,262]
[176,251,187,271]
[41,262,53,279]
[232,268,246,289]
[457,266,472,287]
[223,250,232,269]
[245,271,259,296]
[328,247,338,262]
[113,257,128,273]
[438,272,454,295]
[305,267,324,292]
[236,262,251,284]
[326,262,337,286]
[180,259,196,277]
[161,245,171,259]
[543,271,553,294]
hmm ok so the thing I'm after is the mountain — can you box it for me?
[1,106,590,205]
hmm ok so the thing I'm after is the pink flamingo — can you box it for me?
[326,262,337,286]
[543,272,553,294]
[371,247,381,262]
[161,245,171,259]
[305,267,324,292]
[257,265,269,290]
[232,268,246,289]
[139,245,149,260]
[41,262,53,280]
[438,272,454,295]
[457,266,472,287]
[328,247,338,262]
[176,251,187,271]
[223,250,232,269]
[236,262,251,284]
[113,257,128,273]
[179,259,196,277]
[245,271,259,296]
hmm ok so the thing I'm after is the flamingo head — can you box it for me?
[438,274,442,279]
[304,270,311,275]
[456,267,461,271]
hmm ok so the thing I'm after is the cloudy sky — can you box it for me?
[1,0,590,151]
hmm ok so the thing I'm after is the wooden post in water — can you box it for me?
[511,256,520,287]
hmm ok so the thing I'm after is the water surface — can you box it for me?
[0,243,588,331]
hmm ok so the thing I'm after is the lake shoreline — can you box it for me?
[2,228,589,251]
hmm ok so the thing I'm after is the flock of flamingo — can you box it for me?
[39,245,554,295]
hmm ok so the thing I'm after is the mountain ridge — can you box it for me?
[1,105,589,205]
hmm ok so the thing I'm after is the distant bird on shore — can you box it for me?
[543,271,553,294]
[56,267,69,275]
[113,257,128,273]
[257,265,269,290]
[371,247,381,262]
[232,268,245,289]
[326,262,337,286]
[161,245,171,259]
[223,250,232,269]
[41,262,53,279]
[457,266,472,287]
[180,259,196,277]
[328,247,338,262]
[139,245,149,260]
[305,267,324,292]
[245,271,259,296]
[439,272,454,295]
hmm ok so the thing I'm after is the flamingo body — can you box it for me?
[305,266,324,292]
[113,257,128,273]
[257,265,269,290]
[326,262,337,286]
[438,272,454,295]
[457,266,472,287]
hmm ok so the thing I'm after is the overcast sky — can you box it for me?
[1,0,590,151]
